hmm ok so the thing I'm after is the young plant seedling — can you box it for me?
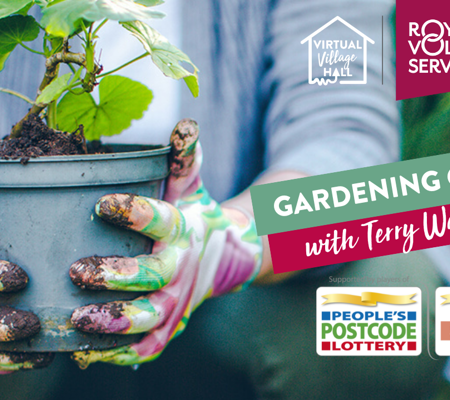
[0,0,198,143]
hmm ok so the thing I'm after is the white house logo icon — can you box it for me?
[301,16,375,85]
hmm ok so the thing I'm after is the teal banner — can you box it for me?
[250,153,450,236]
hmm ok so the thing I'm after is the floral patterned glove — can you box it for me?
[70,119,262,368]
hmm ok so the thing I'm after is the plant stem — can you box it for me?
[0,88,34,104]
[67,63,77,73]
[43,36,48,56]
[10,51,86,138]
[40,52,86,92]
[97,52,150,78]
[47,101,57,129]
[93,19,108,36]
[19,43,46,56]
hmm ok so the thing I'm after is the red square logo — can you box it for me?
[322,342,331,351]
[441,321,450,341]
[407,342,416,351]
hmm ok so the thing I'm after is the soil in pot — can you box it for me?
[0,115,89,163]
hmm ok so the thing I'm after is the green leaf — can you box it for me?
[41,0,164,37]
[136,0,164,6]
[41,0,93,37]
[36,73,72,104]
[57,75,153,140]
[0,51,11,70]
[82,0,165,21]
[121,21,199,97]
[16,2,34,16]
[0,0,34,19]
[183,75,199,98]
[46,34,64,53]
[0,15,40,54]
[72,65,84,82]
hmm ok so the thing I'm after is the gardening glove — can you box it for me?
[0,261,54,373]
[69,119,263,368]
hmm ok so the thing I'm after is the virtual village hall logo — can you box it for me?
[317,287,421,356]
[301,17,374,86]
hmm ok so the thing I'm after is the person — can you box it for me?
[0,0,447,399]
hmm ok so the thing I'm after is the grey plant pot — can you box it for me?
[0,144,170,352]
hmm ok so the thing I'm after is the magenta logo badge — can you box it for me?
[397,0,450,99]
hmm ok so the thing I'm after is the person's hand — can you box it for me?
[0,261,54,373]
[69,119,263,368]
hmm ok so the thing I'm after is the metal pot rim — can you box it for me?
[0,144,171,164]
[0,144,171,188]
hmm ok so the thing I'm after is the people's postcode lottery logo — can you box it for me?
[301,16,374,86]
[316,287,421,356]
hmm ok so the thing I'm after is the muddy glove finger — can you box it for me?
[0,351,54,373]
[0,262,40,342]
[95,194,186,244]
[71,261,198,368]
[0,309,46,373]
[0,261,45,373]
[164,119,202,205]
[0,306,40,342]
[0,261,29,293]
[69,247,177,291]
[70,289,176,335]
[71,290,184,367]
[72,340,161,368]
[71,247,207,369]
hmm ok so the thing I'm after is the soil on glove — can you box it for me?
[71,302,127,333]
[70,256,109,291]
[96,194,136,229]
[0,306,40,341]
[7,351,55,369]
[0,261,28,293]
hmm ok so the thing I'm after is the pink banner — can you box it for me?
[269,204,450,273]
